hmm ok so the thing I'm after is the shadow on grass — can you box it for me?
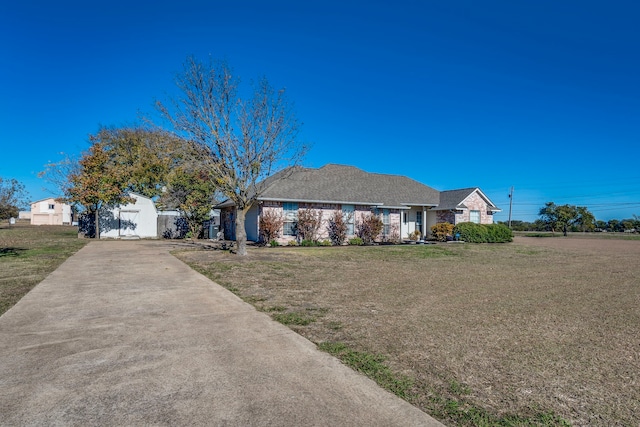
[0,247,26,257]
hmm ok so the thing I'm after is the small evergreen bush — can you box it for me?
[349,237,364,246]
[454,222,489,243]
[486,223,513,242]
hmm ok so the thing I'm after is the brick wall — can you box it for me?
[434,191,495,226]
[258,202,401,244]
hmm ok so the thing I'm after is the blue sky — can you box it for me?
[2,1,638,222]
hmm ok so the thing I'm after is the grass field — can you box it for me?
[176,236,640,426]
[2,224,637,425]
[0,222,87,316]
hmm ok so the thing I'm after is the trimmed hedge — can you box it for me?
[453,222,513,243]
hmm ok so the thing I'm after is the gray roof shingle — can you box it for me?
[436,187,500,211]
[258,164,440,207]
[217,164,500,211]
[435,188,477,211]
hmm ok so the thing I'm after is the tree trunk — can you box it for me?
[235,207,249,256]
[94,208,100,239]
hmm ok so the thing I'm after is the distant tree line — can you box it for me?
[0,177,29,221]
[499,202,639,234]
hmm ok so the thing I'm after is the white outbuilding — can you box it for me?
[100,193,158,239]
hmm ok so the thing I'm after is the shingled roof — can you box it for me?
[436,187,501,212]
[219,164,440,208]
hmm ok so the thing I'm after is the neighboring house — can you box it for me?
[217,164,501,244]
[30,198,73,225]
[99,193,158,239]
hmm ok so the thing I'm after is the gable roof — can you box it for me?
[218,164,440,209]
[30,197,66,205]
[436,187,501,212]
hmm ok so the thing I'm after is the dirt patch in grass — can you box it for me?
[176,238,640,426]
[0,223,88,315]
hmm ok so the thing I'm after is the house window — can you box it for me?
[342,204,355,235]
[383,209,390,236]
[415,211,423,232]
[403,212,408,224]
[48,204,55,210]
[470,210,480,224]
[283,202,298,235]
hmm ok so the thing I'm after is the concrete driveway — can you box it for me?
[0,240,443,426]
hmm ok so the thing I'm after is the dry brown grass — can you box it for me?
[175,237,640,426]
[0,223,87,315]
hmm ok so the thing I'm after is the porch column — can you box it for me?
[422,207,426,239]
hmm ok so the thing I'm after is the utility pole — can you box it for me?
[508,186,514,229]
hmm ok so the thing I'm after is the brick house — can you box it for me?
[435,188,501,225]
[217,164,501,244]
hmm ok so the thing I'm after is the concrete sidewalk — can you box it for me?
[0,240,443,426]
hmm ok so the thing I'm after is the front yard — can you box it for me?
[176,237,640,426]
[0,223,87,316]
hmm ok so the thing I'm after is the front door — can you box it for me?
[416,211,423,235]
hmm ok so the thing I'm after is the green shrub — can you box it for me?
[320,239,332,246]
[486,223,513,242]
[348,237,364,246]
[287,240,298,246]
[300,239,317,247]
[269,240,279,247]
[454,222,513,243]
[454,222,489,243]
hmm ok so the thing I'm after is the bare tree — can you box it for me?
[0,177,29,221]
[39,152,80,197]
[156,56,306,255]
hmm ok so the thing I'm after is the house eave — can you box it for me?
[258,197,385,206]
[399,203,438,210]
